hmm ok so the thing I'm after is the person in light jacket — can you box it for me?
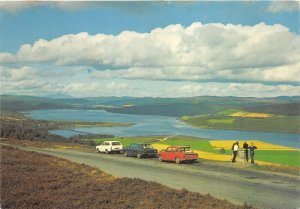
[231,141,239,163]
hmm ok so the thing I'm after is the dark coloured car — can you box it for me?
[123,143,158,158]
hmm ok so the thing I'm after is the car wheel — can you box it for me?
[137,153,142,159]
[124,151,128,157]
[105,150,109,154]
[175,158,181,164]
[158,156,163,162]
[97,148,100,153]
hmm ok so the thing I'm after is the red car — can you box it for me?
[158,146,198,164]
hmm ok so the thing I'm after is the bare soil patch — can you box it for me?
[0,145,254,209]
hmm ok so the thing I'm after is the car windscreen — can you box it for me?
[142,144,153,149]
[112,142,121,146]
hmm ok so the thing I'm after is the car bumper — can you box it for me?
[183,156,198,161]
[142,153,157,157]
[111,149,122,152]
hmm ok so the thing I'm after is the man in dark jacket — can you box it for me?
[249,142,257,164]
[243,142,249,162]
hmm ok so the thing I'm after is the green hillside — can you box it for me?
[181,110,300,133]
[0,95,71,111]
[1,95,299,118]
[245,103,300,116]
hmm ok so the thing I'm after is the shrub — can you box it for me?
[220,148,226,154]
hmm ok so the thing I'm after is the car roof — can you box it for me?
[131,143,151,145]
[168,146,190,148]
[103,141,121,143]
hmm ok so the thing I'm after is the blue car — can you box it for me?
[123,143,158,159]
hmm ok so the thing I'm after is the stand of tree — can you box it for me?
[0,116,114,146]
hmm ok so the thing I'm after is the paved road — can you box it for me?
[16,146,300,209]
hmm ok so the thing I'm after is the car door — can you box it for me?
[103,142,110,152]
[132,144,140,156]
[99,142,105,152]
[127,144,136,156]
[163,147,173,161]
[173,148,181,161]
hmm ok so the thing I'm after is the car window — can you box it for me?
[166,147,176,152]
[180,147,192,152]
[143,144,153,149]
[112,142,121,146]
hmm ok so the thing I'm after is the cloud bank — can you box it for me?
[1,22,299,85]
[267,1,300,13]
[1,22,299,97]
[0,1,95,13]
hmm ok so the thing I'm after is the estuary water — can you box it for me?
[26,109,300,148]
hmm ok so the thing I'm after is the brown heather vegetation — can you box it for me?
[0,145,255,209]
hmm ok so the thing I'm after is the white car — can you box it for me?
[96,141,123,154]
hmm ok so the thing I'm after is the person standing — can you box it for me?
[243,142,249,162]
[249,142,257,164]
[231,141,239,163]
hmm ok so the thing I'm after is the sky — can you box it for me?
[0,1,299,98]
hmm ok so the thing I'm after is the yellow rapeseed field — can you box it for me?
[152,143,169,152]
[152,143,282,166]
[152,143,231,161]
[230,112,273,118]
[209,140,297,151]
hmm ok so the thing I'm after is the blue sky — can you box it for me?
[0,1,299,97]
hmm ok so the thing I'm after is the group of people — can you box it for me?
[231,141,257,164]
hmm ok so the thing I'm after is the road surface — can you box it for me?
[12,145,300,209]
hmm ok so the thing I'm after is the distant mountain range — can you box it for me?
[42,93,74,99]
[1,94,299,116]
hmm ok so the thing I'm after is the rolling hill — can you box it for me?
[1,94,299,117]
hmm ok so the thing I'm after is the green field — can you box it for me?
[181,110,300,133]
[91,135,300,167]
[91,136,164,147]
[157,138,217,153]
[255,150,300,167]
[208,118,235,125]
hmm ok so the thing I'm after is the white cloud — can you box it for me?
[1,22,299,85]
[90,63,300,84]
[0,53,16,63]
[0,65,88,82]
[177,84,203,95]
[106,82,129,90]
[58,82,134,97]
[0,1,35,13]
[267,1,300,13]
[1,69,299,98]
[171,83,300,97]
[0,66,37,82]
[0,1,96,13]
